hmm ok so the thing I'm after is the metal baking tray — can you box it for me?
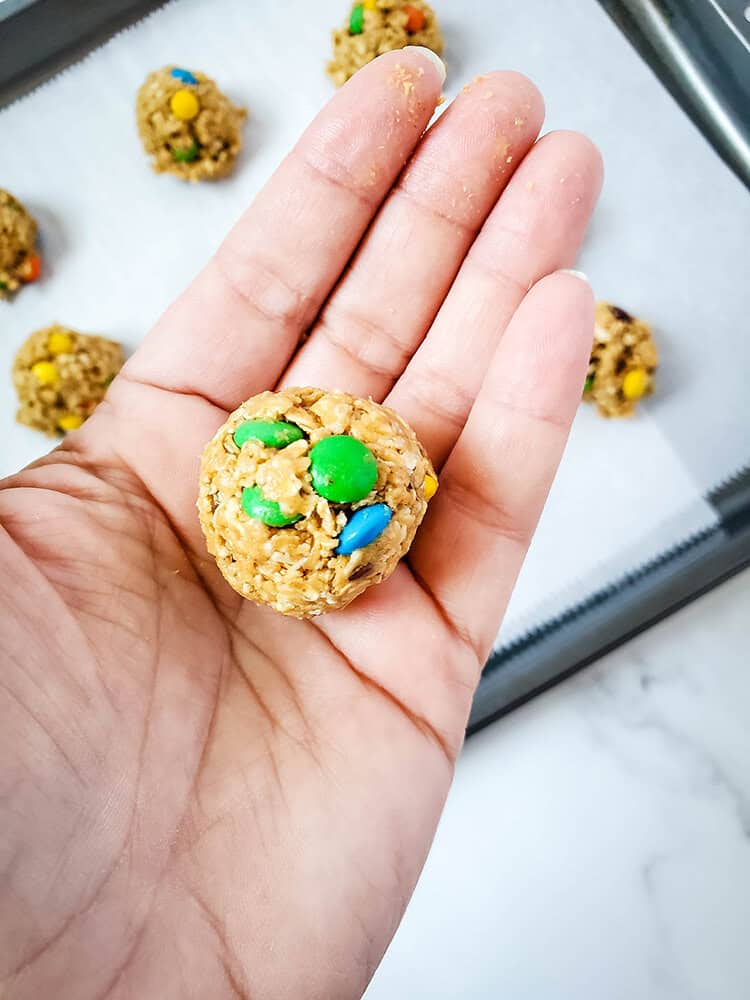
[470,468,750,732]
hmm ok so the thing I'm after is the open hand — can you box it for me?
[0,48,601,999]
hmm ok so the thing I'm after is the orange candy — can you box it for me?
[404,4,425,32]
[20,254,41,282]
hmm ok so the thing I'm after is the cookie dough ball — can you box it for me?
[13,324,123,435]
[0,189,41,299]
[136,66,246,181]
[198,387,438,618]
[583,302,659,418]
[327,0,444,87]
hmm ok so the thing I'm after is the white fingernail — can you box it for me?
[404,46,447,84]
[558,268,589,283]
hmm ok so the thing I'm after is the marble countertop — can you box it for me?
[366,569,750,1000]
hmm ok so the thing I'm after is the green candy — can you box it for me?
[349,2,364,34]
[172,141,200,163]
[241,486,302,527]
[583,375,594,394]
[309,435,377,503]
[0,281,7,290]
[233,419,304,450]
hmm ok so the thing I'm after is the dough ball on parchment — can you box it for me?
[136,65,246,181]
[583,301,659,418]
[13,324,123,435]
[0,188,41,299]
[327,0,444,87]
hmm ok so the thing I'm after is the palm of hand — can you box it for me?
[1,52,600,999]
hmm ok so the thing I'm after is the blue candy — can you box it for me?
[171,67,197,84]
[335,503,392,556]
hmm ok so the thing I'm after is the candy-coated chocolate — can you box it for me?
[19,254,41,282]
[349,3,365,34]
[170,88,200,121]
[172,141,200,162]
[171,67,197,84]
[241,486,302,527]
[31,360,57,386]
[404,4,426,31]
[423,473,438,501]
[583,374,594,394]
[336,503,392,555]
[47,331,73,355]
[363,0,377,8]
[234,419,304,449]
[58,413,83,431]
[622,368,650,400]
[309,435,377,503]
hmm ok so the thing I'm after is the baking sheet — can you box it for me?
[1,0,746,645]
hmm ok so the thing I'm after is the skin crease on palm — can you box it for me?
[0,48,602,1000]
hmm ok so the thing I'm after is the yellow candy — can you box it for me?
[47,331,74,355]
[622,368,650,401]
[58,413,84,432]
[423,473,439,501]
[170,88,200,121]
[364,0,377,8]
[31,361,58,386]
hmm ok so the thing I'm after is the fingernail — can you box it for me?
[557,268,589,283]
[404,46,447,84]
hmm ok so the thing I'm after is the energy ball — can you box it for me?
[13,324,123,435]
[327,0,444,87]
[0,189,41,299]
[136,66,247,181]
[198,387,438,618]
[583,302,659,418]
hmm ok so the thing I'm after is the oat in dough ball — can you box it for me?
[327,0,444,87]
[0,189,41,299]
[198,387,438,618]
[583,302,658,418]
[136,66,246,181]
[13,324,123,435]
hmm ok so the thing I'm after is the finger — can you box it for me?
[124,48,445,410]
[388,130,603,466]
[281,72,544,397]
[409,271,594,662]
